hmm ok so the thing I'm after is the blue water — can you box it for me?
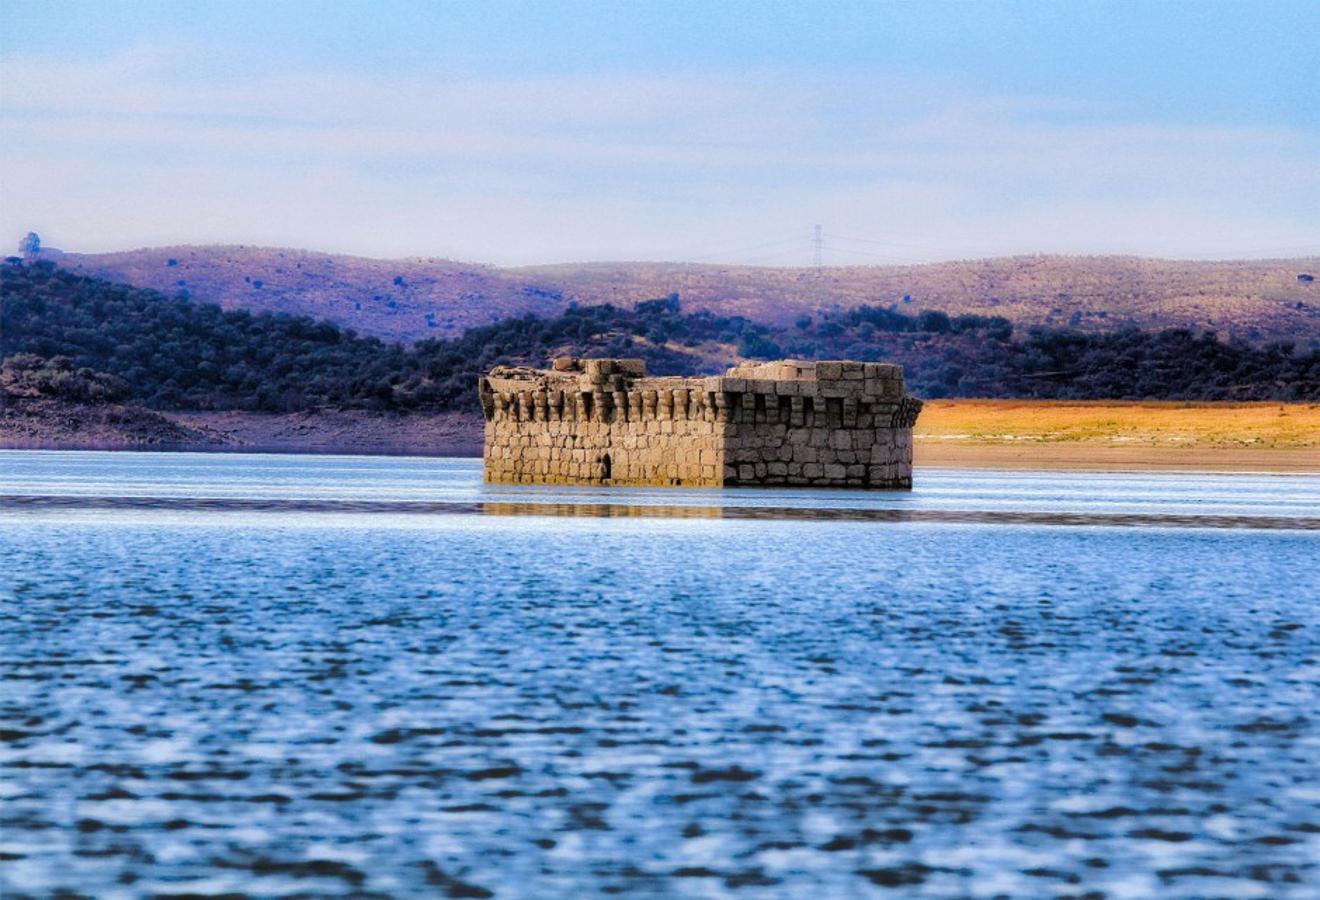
[1,451,1317,897]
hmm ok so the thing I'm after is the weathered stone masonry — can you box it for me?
[479,357,922,488]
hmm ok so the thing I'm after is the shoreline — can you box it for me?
[3,400,1316,474]
[914,443,1319,473]
[5,443,1314,475]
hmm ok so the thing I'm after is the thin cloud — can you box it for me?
[2,46,1316,263]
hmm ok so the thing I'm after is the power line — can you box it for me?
[680,234,813,265]
[705,245,813,267]
[825,232,974,256]
[825,244,928,265]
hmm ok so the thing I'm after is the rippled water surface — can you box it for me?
[2,451,1318,897]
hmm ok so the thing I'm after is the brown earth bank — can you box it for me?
[0,401,483,456]
[0,396,232,449]
[174,410,484,456]
[2,398,1315,472]
[40,245,1320,344]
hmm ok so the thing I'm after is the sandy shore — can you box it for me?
[915,400,1319,472]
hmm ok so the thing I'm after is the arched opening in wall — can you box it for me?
[601,453,612,482]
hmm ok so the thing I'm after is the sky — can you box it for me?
[2,0,1317,266]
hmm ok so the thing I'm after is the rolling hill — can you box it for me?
[6,262,1316,414]
[35,244,1320,345]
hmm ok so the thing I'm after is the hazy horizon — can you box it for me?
[22,238,1320,270]
[3,0,1318,266]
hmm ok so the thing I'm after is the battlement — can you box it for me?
[479,357,922,488]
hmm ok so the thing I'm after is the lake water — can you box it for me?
[2,451,1317,898]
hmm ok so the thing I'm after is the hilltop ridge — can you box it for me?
[39,244,1320,345]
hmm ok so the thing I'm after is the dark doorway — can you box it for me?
[601,453,612,482]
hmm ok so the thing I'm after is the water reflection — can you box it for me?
[2,492,1317,530]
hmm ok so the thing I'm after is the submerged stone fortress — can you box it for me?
[480,357,922,488]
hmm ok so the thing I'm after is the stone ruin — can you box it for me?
[478,357,923,488]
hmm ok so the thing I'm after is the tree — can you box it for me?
[18,232,40,259]
[917,310,951,333]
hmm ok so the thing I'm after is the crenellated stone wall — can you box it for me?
[478,357,922,488]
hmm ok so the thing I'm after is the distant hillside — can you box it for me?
[515,256,1320,344]
[4,262,1316,416]
[42,244,1320,345]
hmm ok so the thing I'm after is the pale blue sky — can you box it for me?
[2,0,1317,264]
